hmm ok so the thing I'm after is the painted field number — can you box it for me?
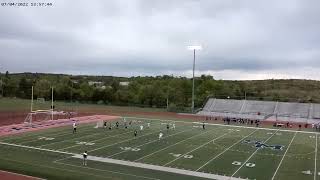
[169,153,193,159]
[76,141,95,146]
[38,137,54,141]
[232,161,255,168]
[120,147,141,151]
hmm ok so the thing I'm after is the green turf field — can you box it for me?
[0,117,319,180]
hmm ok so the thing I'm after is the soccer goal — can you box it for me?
[24,86,54,125]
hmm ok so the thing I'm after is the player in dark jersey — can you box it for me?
[103,121,107,129]
[116,121,119,129]
[134,130,137,137]
[167,124,169,131]
[202,122,205,130]
[83,151,88,166]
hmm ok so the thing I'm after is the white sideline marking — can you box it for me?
[125,116,320,135]
[271,132,297,180]
[163,130,234,166]
[108,129,191,158]
[0,141,245,180]
[0,157,115,180]
[0,169,46,180]
[0,141,75,155]
[231,129,281,177]
[54,160,160,180]
[196,128,259,171]
[59,130,133,150]
[315,134,318,180]
[135,128,215,162]
[71,154,246,180]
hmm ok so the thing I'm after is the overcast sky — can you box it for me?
[0,0,320,80]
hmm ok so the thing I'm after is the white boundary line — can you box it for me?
[135,128,216,162]
[315,134,318,180]
[108,129,191,158]
[125,116,319,135]
[271,132,297,180]
[0,157,115,180]
[196,128,259,171]
[71,154,246,180]
[54,160,160,180]
[0,140,244,180]
[163,130,234,166]
[0,141,75,155]
[231,128,281,177]
[0,169,46,180]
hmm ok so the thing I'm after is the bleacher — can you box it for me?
[198,98,320,123]
[241,100,276,115]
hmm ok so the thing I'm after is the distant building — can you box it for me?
[88,81,103,86]
[119,81,130,86]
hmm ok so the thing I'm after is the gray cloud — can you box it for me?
[1,0,320,80]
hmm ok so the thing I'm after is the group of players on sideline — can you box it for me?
[71,118,206,166]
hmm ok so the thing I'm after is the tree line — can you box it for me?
[1,71,320,112]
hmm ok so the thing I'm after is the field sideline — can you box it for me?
[0,116,319,180]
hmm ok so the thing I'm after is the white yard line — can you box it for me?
[271,132,297,180]
[315,134,318,180]
[163,130,234,166]
[20,126,100,145]
[108,129,191,158]
[125,116,319,135]
[231,128,281,177]
[196,128,259,171]
[88,130,162,153]
[135,128,214,162]
[71,154,246,180]
[43,121,161,149]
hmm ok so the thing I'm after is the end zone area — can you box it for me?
[0,116,319,180]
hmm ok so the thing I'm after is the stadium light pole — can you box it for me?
[188,45,202,113]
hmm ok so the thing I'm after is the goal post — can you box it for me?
[25,86,54,125]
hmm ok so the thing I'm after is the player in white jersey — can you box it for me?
[72,121,77,134]
[140,125,144,131]
[83,151,88,166]
[159,132,163,140]
[147,123,150,128]
[172,123,175,130]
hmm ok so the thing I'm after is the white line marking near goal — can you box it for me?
[70,154,246,180]
[108,129,192,158]
[231,128,281,177]
[196,128,259,171]
[271,132,297,180]
[163,130,234,166]
[135,127,215,162]
[315,134,318,180]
